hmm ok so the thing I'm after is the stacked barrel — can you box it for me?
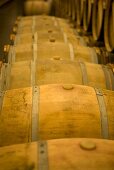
[24,0,53,15]
[0,2,114,169]
[56,0,114,60]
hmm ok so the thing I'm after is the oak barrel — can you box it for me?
[76,0,84,26]
[83,0,93,32]
[104,0,114,52]
[10,42,98,63]
[14,31,67,45]
[59,0,68,18]
[24,0,52,16]
[92,0,104,41]
[0,84,114,146]
[36,42,98,63]
[17,15,57,28]
[0,138,114,170]
[13,16,61,35]
[13,16,85,47]
[6,59,114,90]
[71,0,77,21]
[67,0,72,18]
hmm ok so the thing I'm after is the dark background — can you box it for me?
[0,0,24,60]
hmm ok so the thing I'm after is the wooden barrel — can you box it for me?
[64,0,69,17]
[17,25,61,35]
[10,41,98,63]
[0,84,114,146]
[0,138,114,169]
[17,15,56,28]
[54,0,60,16]
[67,0,72,18]
[76,0,84,27]
[59,0,68,18]
[36,42,98,63]
[13,15,61,35]
[14,31,67,45]
[24,1,33,16]
[13,16,84,46]
[104,0,114,52]
[6,59,114,90]
[83,0,93,32]
[71,0,77,21]
[92,0,105,41]
[24,0,52,16]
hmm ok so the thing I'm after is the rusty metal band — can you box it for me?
[34,32,38,44]
[68,43,75,61]
[38,141,49,170]
[79,62,88,85]
[33,44,37,61]
[31,61,36,86]
[63,32,68,43]
[108,68,114,91]
[59,26,68,43]
[31,35,37,87]
[102,65,112,90]
[89,48,98,64]
[95,88,109,139]
[32,86,39,141]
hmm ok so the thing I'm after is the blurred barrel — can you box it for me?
[77,0,84,27]
[18,15,57,28]
[92,0,105,41]
[67,0,72,18]
[0,84,114,146]
[83,0,93,32]
[6,59,114,90]
[13,15,61,35]
[12,16,86,47]
[104,0,114,52]
[71,0,77,21]
[59,0,68,18]
[10,42,98,63]
[24,0,52,16]
[54,0,60,16]
[0,138,114,170]
[14,30,66,45]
